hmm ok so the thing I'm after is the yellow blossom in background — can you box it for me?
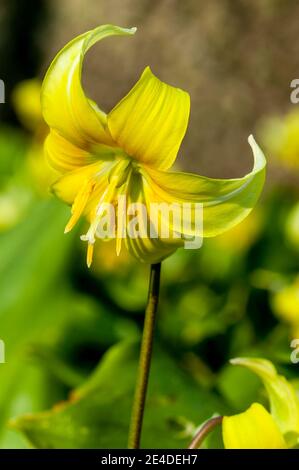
[12,79,58,195]
[0,80,59,232]
[12,79,43,132]
[260,109,299,170]
[272,277,299,337]
[222,358,299,449]
[214,208,263,253]
[41,24,266,266]
[285,202,299,251]
[92,239,132,273]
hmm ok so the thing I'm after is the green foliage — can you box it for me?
[0,124,298,449]
[13,341,224,448]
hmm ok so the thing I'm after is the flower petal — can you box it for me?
[143,135,266,237]
[231,357,299,446]
[45,130,118,173]
[45,130,96,173]
[125,172,180,263]
[107,66,190,170]
[223,403,287,449]
[125,227,179,264]
[41,25,136,148]
[51,160,113,206]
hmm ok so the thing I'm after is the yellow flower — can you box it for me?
[12,79,43,132]
[213,209,262,253]
[285,202,299,251]
[12,79,58,195]
[41,25,266,266]
[222,358,299,449]
[223,403,287,449]
[260,110,299,170]
[272,277,299,338]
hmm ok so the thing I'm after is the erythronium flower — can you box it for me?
[222,358,299,449]
[223,403,287,449]
[189,358,299,449]
[41,24,266,267]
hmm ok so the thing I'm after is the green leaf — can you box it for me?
[14,341,225,448]
[217,363,261,411]
[0,199,78,447]
[0,126,28,186]
[0,198,140,448]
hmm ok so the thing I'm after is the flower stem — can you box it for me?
[188,416,223,449]
[128,262,161,449]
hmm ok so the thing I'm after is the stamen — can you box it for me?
[64,179,95,233]
[81,165,125,244]
[81,184,113,243]
[86,242,94,268]
[116,235,122,256]
[81,159,132,259]
[116,194,127,256]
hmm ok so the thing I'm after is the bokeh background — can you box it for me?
[0,0,299,448]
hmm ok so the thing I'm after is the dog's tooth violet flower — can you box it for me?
[223,358,299,449]
[223,402,287,449]
[41,24,266,267]
[189,358,299,449]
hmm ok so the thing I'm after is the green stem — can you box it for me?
[128,262,161,449]
[188,416,223,449]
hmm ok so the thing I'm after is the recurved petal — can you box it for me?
[108,66,190,170]
[230,357,299,446]
[41,25,136,148]
[143,135,266,237]
[223,403,287,449]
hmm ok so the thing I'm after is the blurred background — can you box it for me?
[0,0,299,449]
